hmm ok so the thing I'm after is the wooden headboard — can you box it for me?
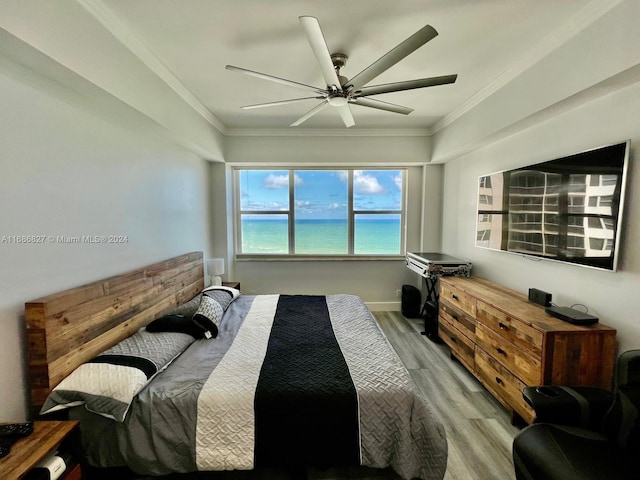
[25,252,204,414]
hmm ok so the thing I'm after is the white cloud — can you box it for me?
[393,174,402,190]
[263,174,288,189]
[354,171,386,195]
[263,173,303,189]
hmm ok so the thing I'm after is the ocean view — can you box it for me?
[241,217,401,254]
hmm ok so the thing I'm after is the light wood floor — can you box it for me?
[373,311,519,480]
[100,311,520,480]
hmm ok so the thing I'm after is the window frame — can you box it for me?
[233,167,407,260]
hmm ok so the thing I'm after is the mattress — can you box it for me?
[71,294,447,480]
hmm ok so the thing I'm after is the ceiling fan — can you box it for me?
[226,16,458,128]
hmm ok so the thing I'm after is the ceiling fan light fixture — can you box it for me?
[330,53,348,70]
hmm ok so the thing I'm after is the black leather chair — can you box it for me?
[512,349,640,480]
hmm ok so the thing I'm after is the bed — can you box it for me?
[25,252,447,479]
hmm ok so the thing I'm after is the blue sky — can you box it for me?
[240,169,403,219]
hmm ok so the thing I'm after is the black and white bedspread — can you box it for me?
[74,294,447,480]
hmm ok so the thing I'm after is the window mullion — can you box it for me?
[289,169,295,255]
[348,170,354,255]
[234,169,242,254]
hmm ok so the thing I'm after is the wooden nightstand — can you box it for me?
[223,281,240,291]
[0,421,81,480]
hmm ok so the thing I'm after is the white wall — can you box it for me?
[0,64,210,421]
[220,135,441,306]
[431,0,640,164]
[441,81,640,354]
[0,3,225,161]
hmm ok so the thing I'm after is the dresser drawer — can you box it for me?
[476,301,543,358]
[440,300,476,341]
[439,318,475,371]
[475,347,535,423]
[476,323,542,386]
[440,283,476,317]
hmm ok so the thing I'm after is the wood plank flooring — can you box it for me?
[89,311,520,480]
[373,311,519,480]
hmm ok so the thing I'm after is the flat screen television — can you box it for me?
[475,140,630,271]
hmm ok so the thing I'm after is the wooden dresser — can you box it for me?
[438,276,617,423]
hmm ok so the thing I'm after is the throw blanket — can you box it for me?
[255,295,360,467]
[74,294,448,480]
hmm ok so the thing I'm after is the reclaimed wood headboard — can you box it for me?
[25,252,204,414]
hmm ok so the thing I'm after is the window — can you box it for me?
[476,229,490,241]
[235,168,405,257]
[478,194,493,205]
[479,176,492,188]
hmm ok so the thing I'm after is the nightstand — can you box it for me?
[0,421,81,480]
[223,281,240,291]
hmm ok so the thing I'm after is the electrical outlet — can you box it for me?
[396,289,401,298]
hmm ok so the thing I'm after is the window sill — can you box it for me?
[235,254,406,262]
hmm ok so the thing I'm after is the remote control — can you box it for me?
[0,421,34,438]
[0,422,34,458]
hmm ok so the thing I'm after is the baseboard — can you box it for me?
[365,301,401,312]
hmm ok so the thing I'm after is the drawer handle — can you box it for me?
[496,348,506,356]
[451,294,459,301]
[450,336,458,344]
[498,322,508,330]
[495,377,503,385]
[451,314,459,322]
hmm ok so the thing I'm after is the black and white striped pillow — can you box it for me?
[192,286,241,338]
[40,330,194,421]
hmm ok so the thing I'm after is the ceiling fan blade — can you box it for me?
[346,24,438,90]
[350,97,413,115]
[241,97,326,110]
[299,16,342,90]
[291,100,329,127]
[226,65,325,94]
[353,74,458,97]
[336,104,355,128]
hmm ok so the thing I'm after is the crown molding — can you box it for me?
[431,0,624,134]
[73,0,434,139]
[225,127,431,137]
[76,0,227,135]
[76,0,621,141]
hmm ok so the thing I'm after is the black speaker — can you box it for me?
[422,301,440,342]
[401,285,421,318]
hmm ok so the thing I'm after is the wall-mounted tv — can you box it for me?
[475,141,630,271]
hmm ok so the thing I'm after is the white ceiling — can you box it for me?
[100,0,594,132]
